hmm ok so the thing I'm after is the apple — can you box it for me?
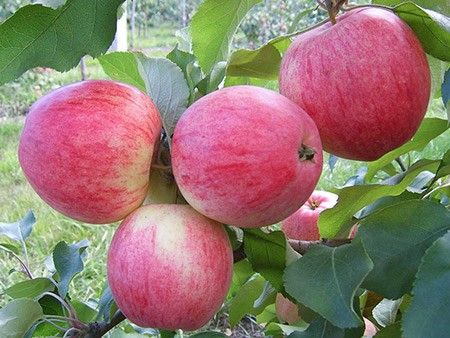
[275,293,300,325]
[107,204,233,331]
[281,190,338,240]
[364,318,378,337]
[279,8,430,161]
[171,85,323,228]
[18,80,161,224]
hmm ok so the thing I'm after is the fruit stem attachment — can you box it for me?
[298,144,316,162]
[84,311,127,338]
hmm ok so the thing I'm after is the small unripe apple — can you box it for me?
[280,8,430,161]
[107,204,233,331]
[172,85,323,228]
[281,190,338,240]
[19,80,161,223]
[275,293,300,325]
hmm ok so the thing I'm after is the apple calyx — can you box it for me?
[298,144,316,162]
[309,199,319,210]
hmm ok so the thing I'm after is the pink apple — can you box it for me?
[364,318,378,337]
[107,204,233,330]
[275,293,300,325]
[281,190,338,240]
[171,85,323,228]
[19,80,161,224]
[279,8,430,161]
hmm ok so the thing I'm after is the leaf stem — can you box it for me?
[1,246,33,279]
[41,292,79,325]
[422,182,450,199]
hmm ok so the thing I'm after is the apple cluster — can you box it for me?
[18,7,430,333]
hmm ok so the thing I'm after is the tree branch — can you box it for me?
[84,310,127,338]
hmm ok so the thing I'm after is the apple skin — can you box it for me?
[18,80,161,224]
[107,204,233,331]
[279,8,430,161]
[281,190,338,240]
[275,293,300,325]
[172,85,323,228]
[364,318,378,337]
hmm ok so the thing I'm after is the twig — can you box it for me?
[422,182,450,200]
[395,157,407,172]
[2,248,33,279]
[85,310,127,338]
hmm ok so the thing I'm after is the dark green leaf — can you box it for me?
[359,200,450,299]
[373,322,401,337]
[443,68,450,110]
[0,298,43,338]
[96,284,116,321]
[4,278,54,299]
[319,159,441,238]
[366,118,448,180]
[190,0,262,73]
[284,240,373,328]
[288,318,364,338]
[53,240,89,298]
[243,229,287,290]
[355,191,418,219]
[227,44,281,79]
[98,52,146,92]
[136,55,190,136]
[72,300,97,323]
[228,274,276,327]
[393,3,450,61]
[403,230,450,338]
[0,0,125,85]
[0,210,35,243]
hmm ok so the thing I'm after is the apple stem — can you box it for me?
[84,310,127,338]
[298,144,316,162]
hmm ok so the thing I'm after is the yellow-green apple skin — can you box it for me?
[107,204,233,331]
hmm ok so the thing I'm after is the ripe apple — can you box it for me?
[281,190,338,240]
[275,293,300,325]
[171,85,323,228]
[107,204,233,330]
[18,80,161,224]
[279,8,430,161]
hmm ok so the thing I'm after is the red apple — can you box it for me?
[171,85,323,228]
[364,318,378,337]
[107,204,233,330]
[275,293,300,325]
[279,8,430,161]
[18,80,161,224]
[281,190,338,240]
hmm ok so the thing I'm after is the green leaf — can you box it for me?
[110,330,149,338]
[265,322,308,337]
[196,61,227,95]
[284,240,373,328]
[190,0,262,73]
[0,298,43,338]
[373,322,401,337]
[373,0,450,16]
[227,44,281,79]
[243,229,287,290]
[393,2,450,62]
[319,159,441,238]
[288,318,364,338]
[403,230,450,337]
[4,278,54,299]
[359,200,450,299]
[224,75,277,88]
[0,210,35,243]
[0,0,125,85]
[72,300,97,323]
[427,55,449,98]
[96,284,116,321]
[228,274,276,327]
[136,55,190,136]
[228,259,254,298]
[53,240,89,298]
[366,118,448,180]
[35,0,67,9]
[98,52,146,92]
[0,243,20,255]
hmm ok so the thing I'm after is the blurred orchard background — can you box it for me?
[0,0,448,320]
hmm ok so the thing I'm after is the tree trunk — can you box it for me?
[130,0,137,49]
